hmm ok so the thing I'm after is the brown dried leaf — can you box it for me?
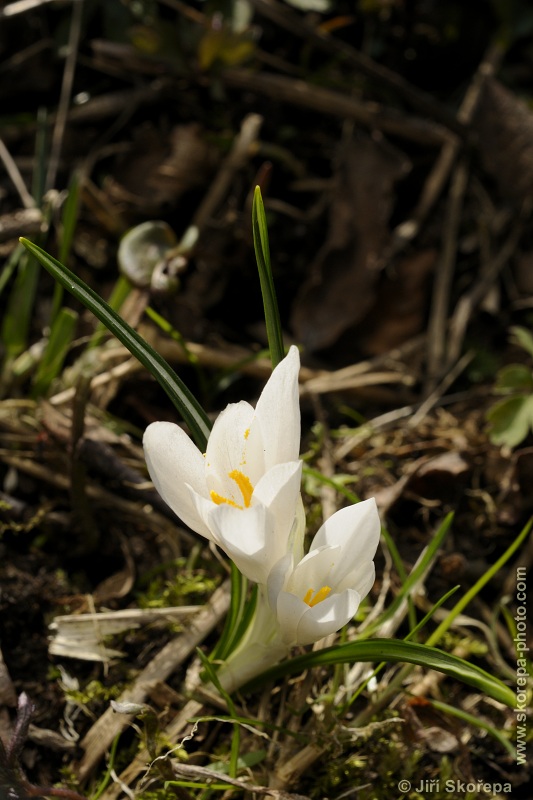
[291,136,410,352]
[354,249,436,356]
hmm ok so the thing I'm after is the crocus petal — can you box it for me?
[186,486,221,543]
[293,589,361,646]
[246,346,300,474]
[143,421,211,538]
[310,499,380,585]
[335,562,376,600]
[288,544,342,592]
[253,461,302,558]
[267,552,293,611]
[205,401,255,500]
[311,498,380,553]
[275,587,361,646]
[275,590,306,645]
[208,503,275,584]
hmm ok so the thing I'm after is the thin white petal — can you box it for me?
[335,561,376,600]
[143,422,210,537]
[310,499,381,579]
[247,346,301,472]
[253,461,302,559]
[208,504,275,584]
[205,401,255,500]
[187,486,219,542]
[288,545,342,593]
[276,591,307,645]
[267,552,293,610]
[294,589,360,646]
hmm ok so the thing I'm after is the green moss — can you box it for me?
[64,678,123,709]
[137,559,218,609]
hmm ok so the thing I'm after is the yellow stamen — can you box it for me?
[228,469,254,508]
[210,490,242,509]
[303,586,332,607]
[244,428,250,440]
[209,470,254,509]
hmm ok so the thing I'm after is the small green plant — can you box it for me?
[18,189,529,800]
[486,326,533,448]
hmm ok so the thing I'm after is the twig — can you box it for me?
[425,159,469,389]
[302,370,414,395]
[0,454,190,534]
[446,219,524,367]
[45,0,84,193]
[76,581,230,781]
[170,762,311,799]
[0,137,36,209]
[221,69,452,147]
[0,0,59,17]
[391,42,503,253]
[192,113,263,232]
[408,350,474,429]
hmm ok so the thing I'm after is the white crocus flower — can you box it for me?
[143,346,303,583]
[267,498,381,646]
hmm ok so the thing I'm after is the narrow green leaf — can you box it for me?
[19,238,211,450]
[164,781,235,791]
[196,649,240,779]
[241,639,515,707]
[210,566,256,663]
[88,275,132,350]
[1,249,40,359]
[51,171,82,323]
[344,586,461,710]
[0,242,24,299]
[426,518,532,648]
[252,186,285,368]
[31,307,78,397]
[362,512,454,639]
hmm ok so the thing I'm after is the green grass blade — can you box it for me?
[252,186,284,368]
[210,563,245,662]
[210,565,253,663]
[196,649,241,779]
[1,248,40,360]
[88,275,132,350]
[344,586,461,710]
[426,518,532,648]
[19,238,211,450]
[59,171,81,264]
[31,307,78,397]
[0,242,24,299]
[144,305,209,400]
[362,512,454,639]
[51,170,81,323]
[241,638,515,706]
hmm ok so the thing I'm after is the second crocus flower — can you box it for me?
[267,498,381,646]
